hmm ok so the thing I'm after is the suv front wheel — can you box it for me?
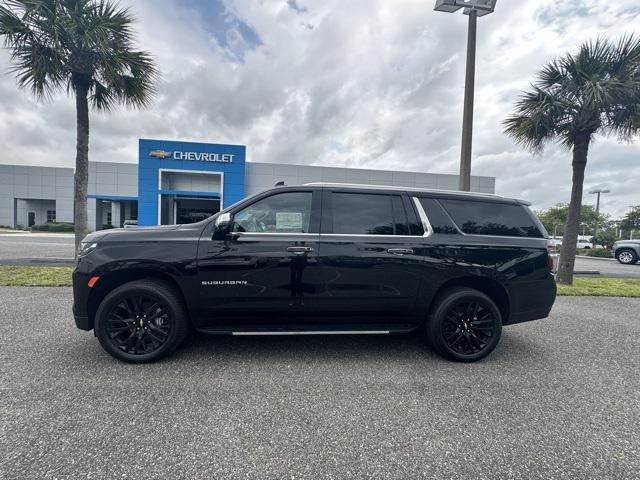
[616,249,638,265]
[94,279,189,363]
[427,288,502,362]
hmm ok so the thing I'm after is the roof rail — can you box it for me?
[303,182,504,199]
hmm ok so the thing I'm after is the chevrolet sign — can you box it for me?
[149,150,234,163]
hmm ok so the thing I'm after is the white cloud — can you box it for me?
[0,0,638,217]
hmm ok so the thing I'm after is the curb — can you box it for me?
[0,258,74,267]
[575,255,615,262]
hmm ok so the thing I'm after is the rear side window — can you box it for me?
[331,193,409,235]
[440,199,543,238]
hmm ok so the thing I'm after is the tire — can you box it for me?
[616,249,638,265]
[94,279,189,363]
[426,288,502,362]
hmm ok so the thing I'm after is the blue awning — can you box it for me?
[88,195,138,201]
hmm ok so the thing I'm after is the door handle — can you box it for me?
[287,246,314,255]
[387,248,413,255]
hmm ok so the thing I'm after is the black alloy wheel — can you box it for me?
[427,287,502,362]
[95,280,189,363]
[442,300,498,356]
[105,294,171,355]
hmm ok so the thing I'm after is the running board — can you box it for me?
[231,330,390,336]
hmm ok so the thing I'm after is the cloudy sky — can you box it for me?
[1,0,639,217]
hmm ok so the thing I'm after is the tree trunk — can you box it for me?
[74,84,90,253]
[556,135,590,285]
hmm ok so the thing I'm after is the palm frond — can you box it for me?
[1,0,158,107]
[505,35,640,152]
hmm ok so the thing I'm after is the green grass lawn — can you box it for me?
[556,277,640,297]
[0,266,639,298]
[0,266,73,286]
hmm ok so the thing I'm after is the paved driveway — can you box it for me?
[0,233,75,264]
[1,287,638,479]
[574,256,640,278]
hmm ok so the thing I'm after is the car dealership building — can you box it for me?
[0,138,496,231]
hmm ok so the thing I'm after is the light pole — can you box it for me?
[434,0,498,192]
[588,187,610,235]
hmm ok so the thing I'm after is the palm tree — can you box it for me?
[504,37,640,285]
[0,0,157,249]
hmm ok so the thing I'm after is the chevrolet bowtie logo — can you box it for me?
[149,150,173,159]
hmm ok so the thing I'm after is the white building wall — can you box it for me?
[244,162,495,196]
[16,199,56,227]
[0,163,74,228]
[87,198,97,232]
[88,162,138,197]
[0,160,496,230]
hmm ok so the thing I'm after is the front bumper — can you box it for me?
[73,311,91,330]
[72,264,93,331]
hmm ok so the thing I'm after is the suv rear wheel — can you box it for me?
[616,249,638,265]
[427,288,502,362]
[94,279,189,363]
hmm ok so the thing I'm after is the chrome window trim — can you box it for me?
[232,231,318,237]
[230,196,435,239]
[319,234,424,239]
[412,197,434,238]
[456,231,547,241]
[232,232,424,239]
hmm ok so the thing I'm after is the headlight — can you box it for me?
[77,242,98,257]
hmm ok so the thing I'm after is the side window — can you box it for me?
[440,199,543,238]
[331,193,410,235]
[391,196,409,235]
[233,192,313,233]
[418,198,458,235]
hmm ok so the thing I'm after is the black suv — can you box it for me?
[73,184,556,363]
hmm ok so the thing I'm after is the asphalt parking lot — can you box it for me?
[1,287,638,479]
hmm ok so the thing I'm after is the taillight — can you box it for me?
[546,239,555,272]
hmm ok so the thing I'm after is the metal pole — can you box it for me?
[459,9,477,192]
[594,191,601,235]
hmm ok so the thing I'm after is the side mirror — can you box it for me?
[213,212,232,239]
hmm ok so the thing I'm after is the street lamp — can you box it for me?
[588,187,610,235]
[434,0,498,192]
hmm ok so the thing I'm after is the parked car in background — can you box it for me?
[612,240,640,264]
[577,238,593,249]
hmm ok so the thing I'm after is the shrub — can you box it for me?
[30,222,75,232]
[576,248,612,258]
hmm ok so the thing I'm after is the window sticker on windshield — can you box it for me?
[276,212,303,231]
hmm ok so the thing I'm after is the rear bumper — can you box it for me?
[506,305,554,325]
[504,275,557,326]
